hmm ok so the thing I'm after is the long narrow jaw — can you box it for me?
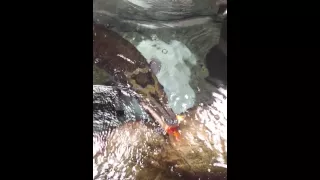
[142,97,178,125]
[140,98,181,140]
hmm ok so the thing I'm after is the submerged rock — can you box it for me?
[93,86,227,180]
[93,14,221,61]
[93,0,222,61]
[93,85,150,132]
[93,0,220,21]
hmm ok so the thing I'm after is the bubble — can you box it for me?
[162,49,168,54]
[151,34,158,41]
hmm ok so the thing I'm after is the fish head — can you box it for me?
[140,97,181,141]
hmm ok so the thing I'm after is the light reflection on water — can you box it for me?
[93,87,227,180]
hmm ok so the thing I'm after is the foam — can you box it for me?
[136,39,197,114]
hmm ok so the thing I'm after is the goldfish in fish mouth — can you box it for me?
[93,22,180,139]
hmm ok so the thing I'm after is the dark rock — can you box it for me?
[205,17,227,86]
[93,85,149,133]
[205,46,227,86]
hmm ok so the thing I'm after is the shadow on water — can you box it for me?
[206,17,227,85]
[205,45,227,85]
[188,17,227,107]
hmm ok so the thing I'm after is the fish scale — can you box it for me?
[93,22,180,138]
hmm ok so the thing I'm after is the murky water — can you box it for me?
[93,86,227,180]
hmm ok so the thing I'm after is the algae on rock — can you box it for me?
[93,65,110,85]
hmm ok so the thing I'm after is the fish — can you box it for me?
[93,103,227,180]
[93,22,180,139]
[141,102,180,140]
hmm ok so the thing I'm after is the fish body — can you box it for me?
[93,23,178,136]
[93,103,227,180]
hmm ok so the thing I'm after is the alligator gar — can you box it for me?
[93,22,179,137]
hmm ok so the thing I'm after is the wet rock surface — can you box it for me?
[93,85,150,132]
[93,0,219,21]
[93,86,121,132]
[93,0,222,61]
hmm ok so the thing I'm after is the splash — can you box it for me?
[136,39,197,114]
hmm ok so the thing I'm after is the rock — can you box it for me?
[93,0,223,61]
[93,15,221,61]
[93,65,110,85]
[93,85,121,133]
[93,99,227,180]
[93,85,150,133]
[93,0,220,21]
[205,18,227,85]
